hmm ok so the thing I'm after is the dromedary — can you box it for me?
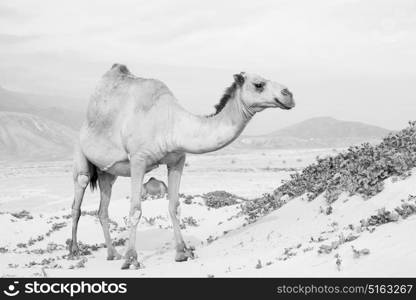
[70,64,295,269]
[143,177,168,197]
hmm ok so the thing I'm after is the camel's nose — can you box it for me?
[281,88,293,98]
[278,88,295,109]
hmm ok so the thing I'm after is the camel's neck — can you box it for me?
[173,91,255,154]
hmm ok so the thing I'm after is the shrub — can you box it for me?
[202,191,242,208]
[240,191,287,223]
[11,210,33,220]
[182,216,199,227]
[182,194,195,205]
[274,121,416,203]
[241,121,416,222]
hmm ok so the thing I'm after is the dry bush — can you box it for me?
[202,191,243,208]
[276,121,416,203]
[241,121,416,222]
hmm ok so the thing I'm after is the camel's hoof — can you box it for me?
[121,257,142,270]
[107,251,122,261]
[68,248,80,260]
[68,254,79,260]
[175,246,195,262]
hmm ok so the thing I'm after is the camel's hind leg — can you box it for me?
[69,144,96,257]
[97,172,122,260]
[70,175,88,256]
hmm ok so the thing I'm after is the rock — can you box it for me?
[255,260,262,269]
[360,248,370,255]
[318,244,333,254]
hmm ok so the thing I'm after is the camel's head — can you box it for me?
[234,72,295,112]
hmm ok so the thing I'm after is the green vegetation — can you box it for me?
[202,191,243,208]
[242,121,416,222]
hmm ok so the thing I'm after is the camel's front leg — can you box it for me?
[121,156,146,270]
[168,155,194,262]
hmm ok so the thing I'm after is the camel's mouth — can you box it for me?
[274,98,292,110]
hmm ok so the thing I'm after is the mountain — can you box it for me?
[0,112,76,161]
[0,85,85,130]
[236,117,391,149]
[268,116,389,139]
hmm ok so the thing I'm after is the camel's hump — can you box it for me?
[108,63,131,75]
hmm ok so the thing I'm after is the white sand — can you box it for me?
[1,148,415,277]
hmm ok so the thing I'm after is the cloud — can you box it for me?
[0,34,39,45]
[0,3,26,19]
[0,0,415,133]
[1,0,415,70]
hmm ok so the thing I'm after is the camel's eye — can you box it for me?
[253,82,265,91]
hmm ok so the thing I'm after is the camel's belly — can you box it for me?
[104,160,131,176]
[103,160,159,177]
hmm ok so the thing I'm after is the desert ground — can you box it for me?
[1,148,415,277]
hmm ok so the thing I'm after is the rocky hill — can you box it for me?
[237,117,391,149]
[0,85,85,130]
[0,112,76,161]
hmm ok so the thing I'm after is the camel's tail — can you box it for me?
[89,162,98,192]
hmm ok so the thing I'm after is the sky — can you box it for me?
[0,0,415,134]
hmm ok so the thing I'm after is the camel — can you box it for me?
[70,63,295,269]
[143,177,168,198]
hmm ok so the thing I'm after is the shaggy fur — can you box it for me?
[210,82,238,116]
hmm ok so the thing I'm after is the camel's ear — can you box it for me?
[233,72,245,86]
